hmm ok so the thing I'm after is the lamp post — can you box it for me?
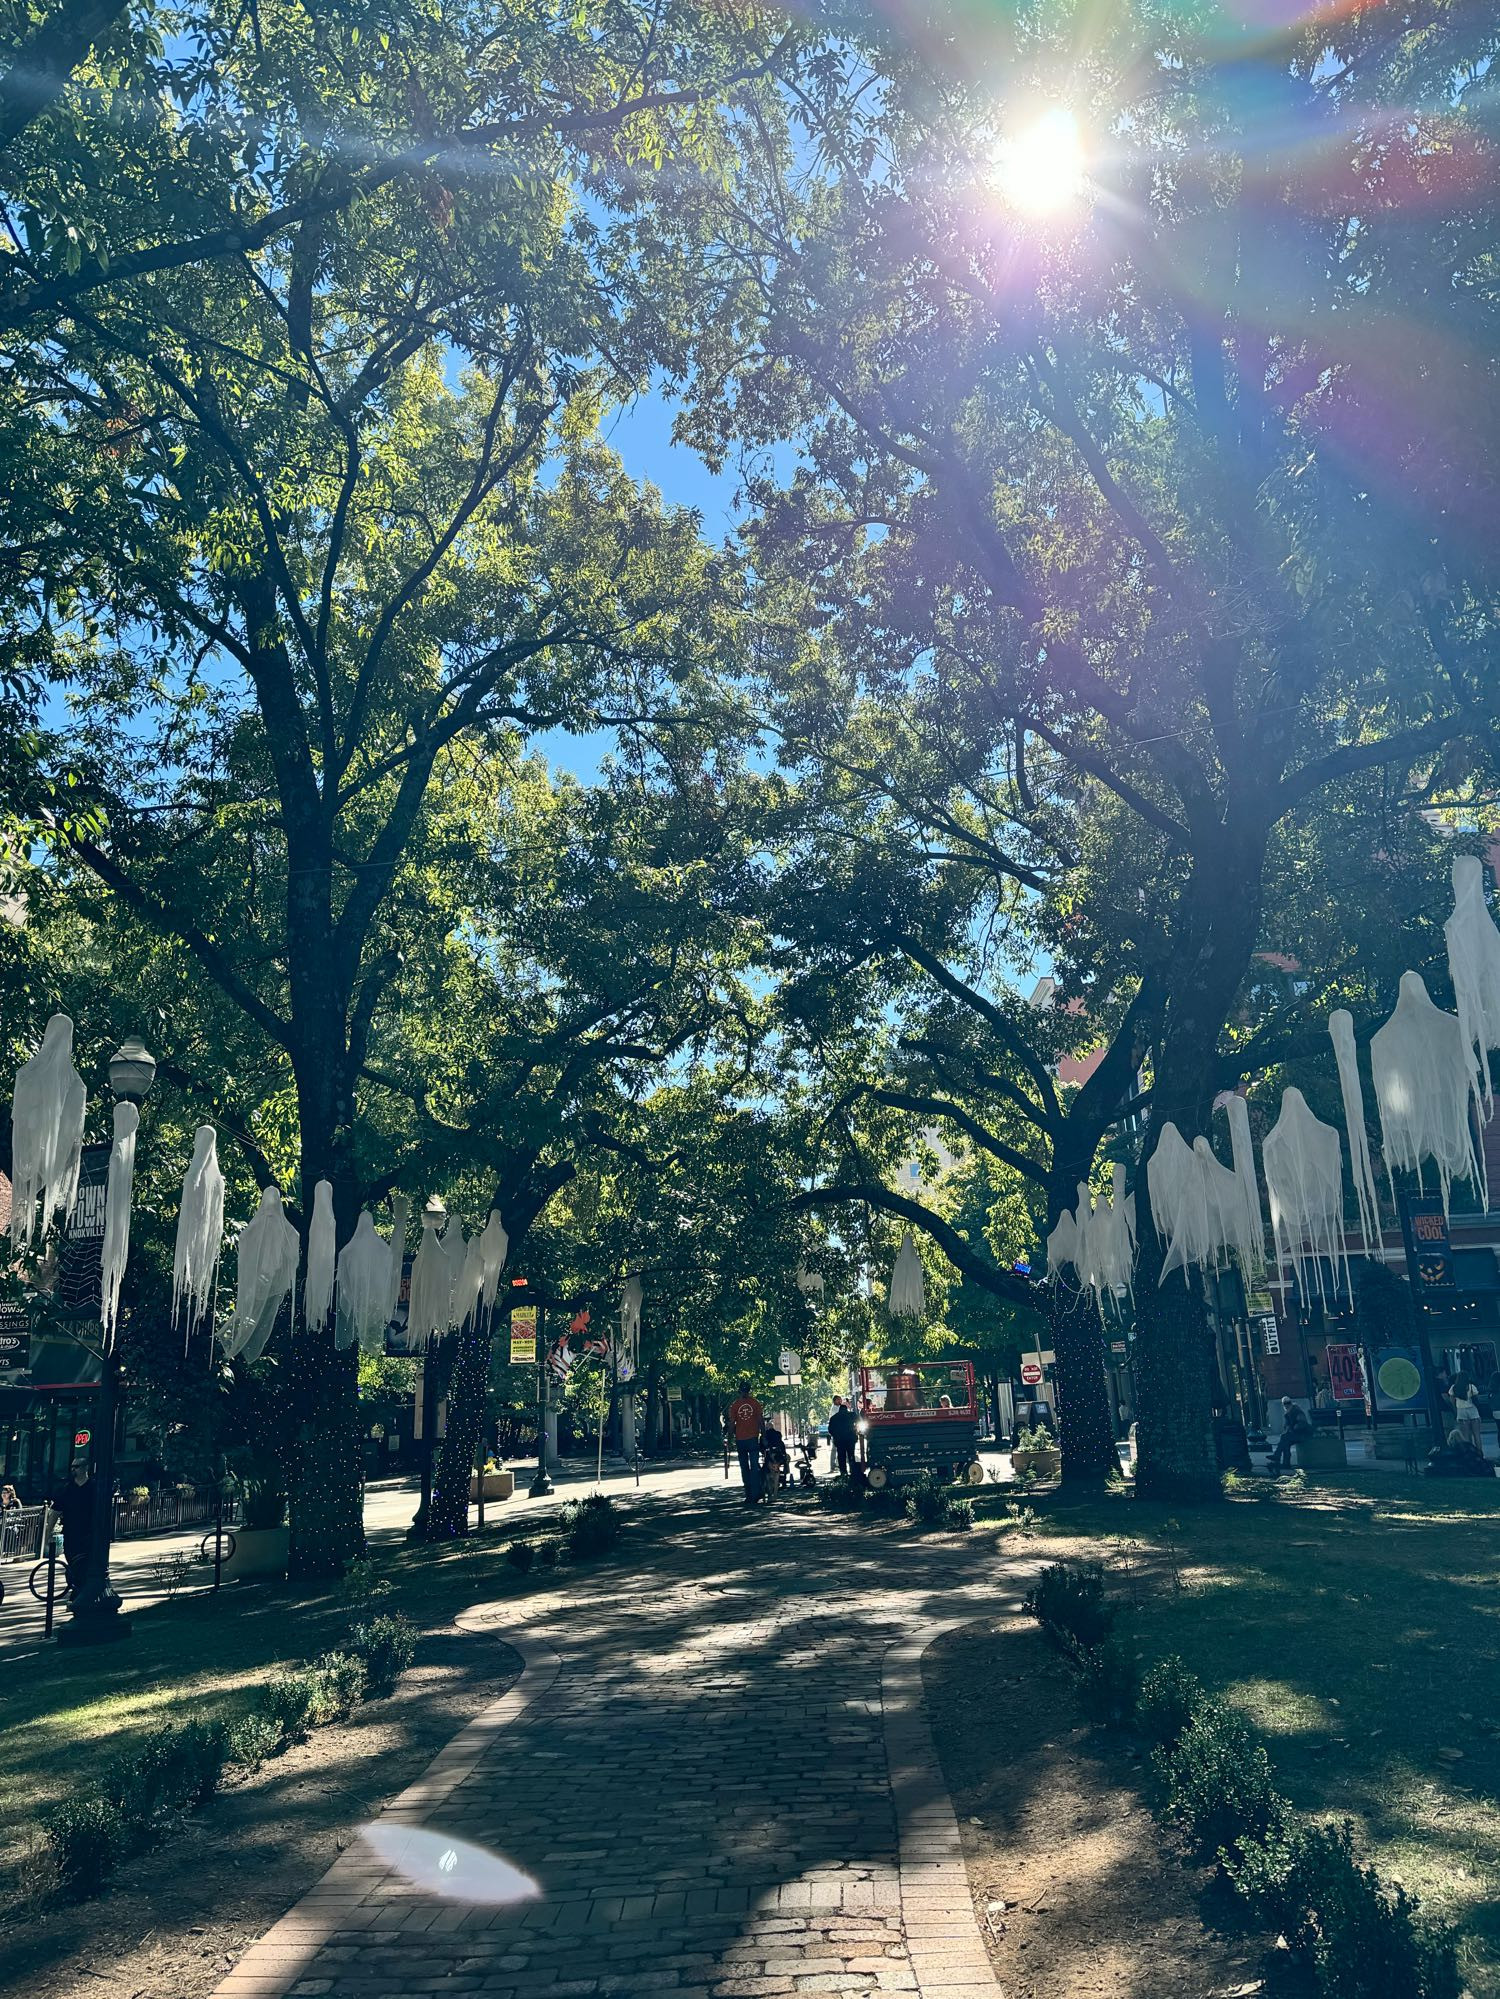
[528,1301,553,1498]
[58,1035,156,1646]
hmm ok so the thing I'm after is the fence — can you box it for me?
[0,1503,46,1563]
[112,1490,240,1539]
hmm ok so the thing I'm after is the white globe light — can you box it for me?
[994,108,1087,218]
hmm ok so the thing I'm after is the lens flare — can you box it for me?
[360,1823,541,1905]
[993,108,1087,218]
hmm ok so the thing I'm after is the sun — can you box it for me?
[993,107,1088,219]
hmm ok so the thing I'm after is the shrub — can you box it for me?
[227,1712,283,1771]
[1076,1636,1139,1729]
[1024,1560,1115,1650]
[817,1482,862,1511]
[1013,1425,1056,1452]
[506,1539,537,1572]
[258,1670,319,1747]
[311,1651,367,1722]
[1136,1656,1206,1747]
[347,1612,416,1696]
[1153,1702,1280,1860]
[1228,1815,1460,1999]
[903,1474,947,1526]
[42,1798,127,1898]
[337,1557,392,1609]
[943,1496,974,1531]
[866,1483,903,1516]
[536,1539,560,1569]
[107,1719,229,1825]
[562,1493,622,1559]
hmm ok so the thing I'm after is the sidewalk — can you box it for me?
[211,1491,1018,1999]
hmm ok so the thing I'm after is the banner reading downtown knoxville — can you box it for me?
[509,1304,538,1368]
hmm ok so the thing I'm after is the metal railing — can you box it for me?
[112,1490,240,1539]
[0,1504,46,1563]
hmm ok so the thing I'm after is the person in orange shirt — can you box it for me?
[725,1379,765,1505]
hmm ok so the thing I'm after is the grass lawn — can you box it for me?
[989,1472,1500,1996]
[0,1513,547,1895]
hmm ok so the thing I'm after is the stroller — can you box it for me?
[794,1435,819,1490]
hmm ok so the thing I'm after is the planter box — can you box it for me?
[469,1470,515,1502]
[1011,1449,1060,1480]
[221,1525,289,1580]
[1294,1435,1347,1470]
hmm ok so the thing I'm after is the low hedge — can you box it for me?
[41,1607,419,1901]
[1024,1570,1459,1998]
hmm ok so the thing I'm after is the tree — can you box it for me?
[8,0,788,1571]
[622,0,1499,1494]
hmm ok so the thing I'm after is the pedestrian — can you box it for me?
[725,1379,765,1506]
[828,1395,859,1479]
[1448,1373,1484,1453]
[760,1421,789,1506]
[1268,1396,1312,1473]
[53,1460,96,1592]
[0,1482,21,1561]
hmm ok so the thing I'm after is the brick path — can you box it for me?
[214,1492,1021,1999]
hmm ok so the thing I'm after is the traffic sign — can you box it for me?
[778,1350,801,1378]
[1020,1361,1043,1386]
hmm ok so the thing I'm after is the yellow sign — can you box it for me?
[509,1304,537,1368]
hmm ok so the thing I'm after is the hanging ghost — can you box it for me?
[10,1014,87,1248]
[1147,1123,1246,1283]
[1262,1087,1351,1304]
[887,1232,926,1318]
[172,1125,225,1335]
[99,1101,139,1338]
[303,1180,337,1333]
[222,1187,300,1361]
[1045,1205,1080,1282]
[1328,1010,1380,1254]
[386,1192,409,1327]
[1079,1165,1136,1302]
[1215,1092,1267,1282]
[795,1264,825,1301]
[336,1211,390,1351]
[1445,854,1500,1111]
[407,1201,456,1347]
[477,1210,508,1313]
[1369,971,1486,1212]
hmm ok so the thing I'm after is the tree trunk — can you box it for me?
[285,1332,366,1576]
[1049,1281,1118,1485]
[1129,816,1270,1501]
[424,1307,496,1540]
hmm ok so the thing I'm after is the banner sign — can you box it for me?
[59,1142,109,1317]
[1405,1197,1454,1291]
[509,1304,537,1368]
[0,1306,28,1375]
[1324,1342,1366,1404]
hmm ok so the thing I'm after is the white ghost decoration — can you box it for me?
[10,1013,87,1248]
[222,1187,300,1360]
[100,1101,139,1337]
[1045,1205,1080,1281]
[304,1179,337,1332]
[386,1192,409,1326]
[1328,1010,1380,1254]
[1445,855,1500,1112]
[335,1209,396,1352]
[1215,1092,1267,1281]
[795,1263,825,1300]
[477,1210,508,1313]
[173,1124,226,1334]
[407,1205,456,1346]
[887,1231,926,1318]
[1079,1164,1136,1302]
[1262,1087,1351,1304]
[1370,971,1486,1213]
[1148,1123,1247,1284]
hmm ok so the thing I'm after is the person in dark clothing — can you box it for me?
[53,1462,96,1592]
[828,1396,859,1478]
[1269,1397,1312,1473]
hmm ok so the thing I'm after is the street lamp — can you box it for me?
[57,1035,155,1647]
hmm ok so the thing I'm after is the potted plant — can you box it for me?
[469,1456,515,1502]
[1010,1425,1062,1481]
[221,1471,290,1579]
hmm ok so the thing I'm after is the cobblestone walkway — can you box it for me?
[215,1492,1022,1999]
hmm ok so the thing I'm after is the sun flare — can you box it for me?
[994,107,1088,218]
